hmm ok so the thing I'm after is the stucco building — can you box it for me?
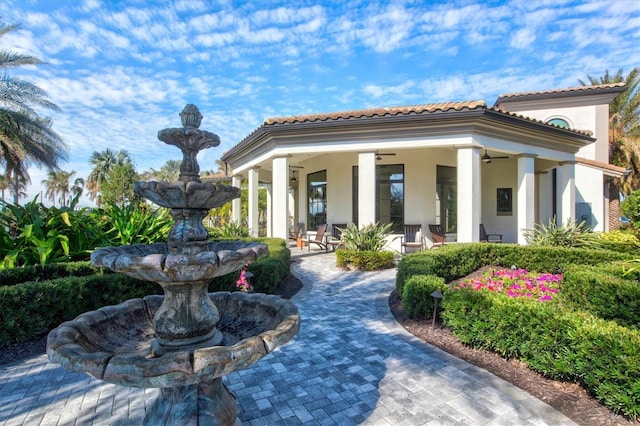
[221,83,626,250]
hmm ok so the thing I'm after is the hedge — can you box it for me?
[396,243,640,419]
[442,289,640,419]
[0,238,290,347]
[401,274,448,319]
[395,243,633,295]
[335,249,395,270]
[0,261,102,287]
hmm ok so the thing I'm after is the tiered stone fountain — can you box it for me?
[47,105,300,425]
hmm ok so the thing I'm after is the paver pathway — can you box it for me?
[0,250,575,425]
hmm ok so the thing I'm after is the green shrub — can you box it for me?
[208,220,250,239]
[335,249,394,270]
[441,288,640,419]
[595,230,640,253]
[621,189,640,231]
[523,217,600,247]
[401,274,447,319]
[560,264,640,329]
[340,222,393,252]
[0,261,102,287]
[395,243,632,295]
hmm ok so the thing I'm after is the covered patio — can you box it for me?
[221,84,625,250]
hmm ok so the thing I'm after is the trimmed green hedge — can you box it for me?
[396,243,633,294]
[442,289,640,419]
[401,274,448,319]
[397,243,640,419]
[335,249,395,270]
[560,263,640,329]
[0,261,102,287]
[0,238,290,347]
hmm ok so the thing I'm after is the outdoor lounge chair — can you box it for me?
[301,224,328,252]
[400,224,424,254]
[428,224,447,249]
[327,223,347,251]
[480,224,502,243]
[290,222,304,240]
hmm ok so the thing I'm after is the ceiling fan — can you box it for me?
[375,151,396,160]
[481,150,509,164]
[289,165,303,182]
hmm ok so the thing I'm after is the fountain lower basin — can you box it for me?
[47,292,300,388]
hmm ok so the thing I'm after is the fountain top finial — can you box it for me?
[180,104,203,129]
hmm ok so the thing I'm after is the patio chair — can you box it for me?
[301,224,329,252]
[290,222,304,240]
[400,224,424,254]
[480,224,502,243]
[428,224,447,249]
[327,223,347,251]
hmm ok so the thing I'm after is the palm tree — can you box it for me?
[0,174,7,201]
[0,22,67,204]
[86,148,133,203]
[42,170,84,207]
[579,68,640,227]
[142,159,181,182]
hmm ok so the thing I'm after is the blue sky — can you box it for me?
[1,0,639,206]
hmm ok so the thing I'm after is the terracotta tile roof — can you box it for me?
[576,156,627,177]
[263,100,487,125]
[488,106,594,137]
[496,83,625,102]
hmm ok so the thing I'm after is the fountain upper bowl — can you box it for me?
[134,180,240,210]
[90,241,268,283]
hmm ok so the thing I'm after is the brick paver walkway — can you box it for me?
[0,249,575,425]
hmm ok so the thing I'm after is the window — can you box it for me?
[496,188,513,216]
[436,165,457,233]
[546,118,570,128]
[377,164,404,232]
[352,165,404,231]
[307,170,327,230]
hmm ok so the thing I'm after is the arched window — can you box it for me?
[546,117,570,128]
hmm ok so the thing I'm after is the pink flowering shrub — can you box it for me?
[453,268,562,302]
[235,264,252,292]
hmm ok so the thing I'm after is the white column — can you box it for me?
[456,147,481,242]
[557,162,576,225]
[248,168,259,237]
[358,152,376,227]
[537,171,553,226]
[265,184,272,237]
[231,175,242,224]
[272,157,289,240]
[517,155,536,245]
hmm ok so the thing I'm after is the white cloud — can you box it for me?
[510,29,536,48]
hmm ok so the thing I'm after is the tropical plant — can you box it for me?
[141,159,181,182]
[209,220,249,239]
[523,217,599,247]
[99,162,140,207]
[41,170,84,207]
[101,203,172,246]
[86,148,134,204]
[0,22,67,204]
[339,222,393,252]
[0,174,7,201]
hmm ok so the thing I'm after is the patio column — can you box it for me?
[272,156,289,240]
[358,152,376,227]
[248,168,259,237]
[265,184,272,237]
[557,161,576,225]
[231,175,242,224]
[537,171,553,226]
[456,147,481,242]
[517,155,536,245]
